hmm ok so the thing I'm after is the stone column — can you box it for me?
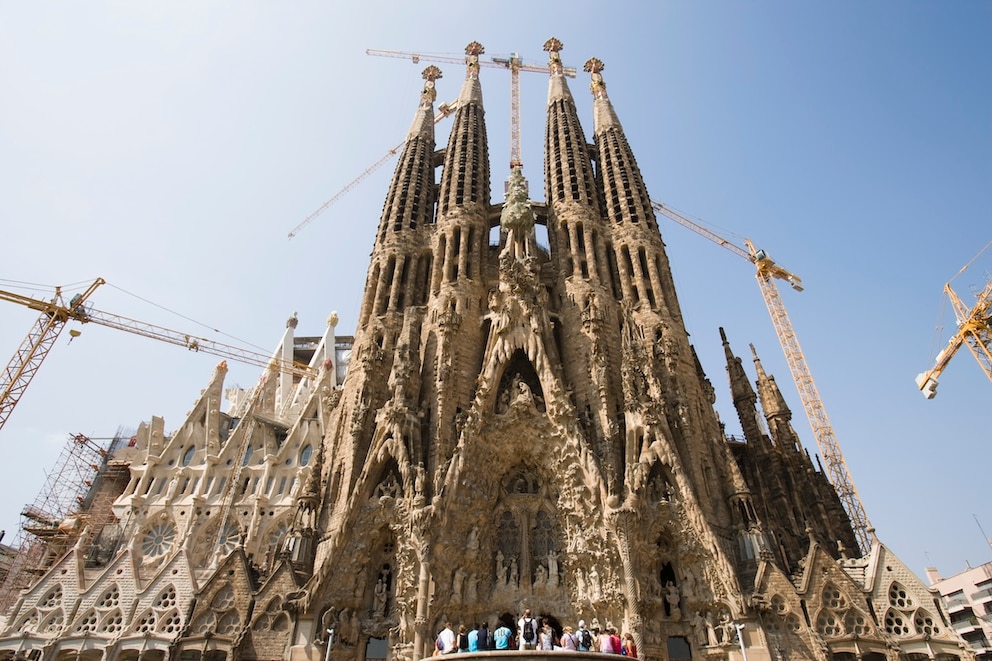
[610,508,644,655]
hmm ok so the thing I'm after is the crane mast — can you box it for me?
[367,44,576,172]
[652,201,872,554]
[0,279,104,432]
[0,279,314,433]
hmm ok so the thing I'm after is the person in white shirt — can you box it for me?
[438,622,456,654]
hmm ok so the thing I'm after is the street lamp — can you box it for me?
[323,629,335,661]
[734,623,747,661]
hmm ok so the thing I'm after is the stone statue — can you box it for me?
[720,613,736,645]
[534,564,547,587]
[514,377,534,406]
[547,549,559,587]
[509,557,519,587]
[705,611,718,647]
[373,578,387,616]
[665,581,681,621]
[691,611,707,647]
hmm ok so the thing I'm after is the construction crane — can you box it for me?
[289,41,577,240]
[288,98,460,239]
[916,242,992,398]
[367,40,577,171]
[652,201,873,554]
[0,278,314,433]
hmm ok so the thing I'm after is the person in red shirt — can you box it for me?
[609,627,622,654]
[622,632,638,658]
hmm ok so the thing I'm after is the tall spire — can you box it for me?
[359,66,439,326]
[585,57,621,133]
[721,327,768,445]
[404,65,441,139]
[751,342,793,425]
[544,39,599,210]
[585,56,685,327]
[437,42,491,218]
[544,37,572,103]
[457,40,485,106]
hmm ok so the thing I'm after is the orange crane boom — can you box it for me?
[0,278,314,433]
[652,201,873,554]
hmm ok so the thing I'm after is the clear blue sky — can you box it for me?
[1,2,989,581]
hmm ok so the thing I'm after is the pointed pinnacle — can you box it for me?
[584,57,607,98]
[544,37,564,75]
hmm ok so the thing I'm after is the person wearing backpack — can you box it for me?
[517,608,537,650]
[577,619,593,652]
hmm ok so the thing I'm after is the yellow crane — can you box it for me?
[915,242,992,398]
[0,278,314,433]
[652,201,873,554]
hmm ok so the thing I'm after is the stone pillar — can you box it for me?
[413,551,431,661]
[611,508,644,656]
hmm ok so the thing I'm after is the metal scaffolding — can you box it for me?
[0,427,133,614]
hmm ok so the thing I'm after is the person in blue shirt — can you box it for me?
[467,624,479,652]
[493,621,512,650]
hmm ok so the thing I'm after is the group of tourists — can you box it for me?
[433,609,638,657]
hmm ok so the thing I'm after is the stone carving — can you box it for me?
[665,581,681,621]
[373,578,387,616]
[691,610,707,647]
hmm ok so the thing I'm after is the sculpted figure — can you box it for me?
[534,564,547,587]
[547,549,559,587]
[690,611,707,647]
[705,611,718,647]
[373,578,387,616]
[665,581,682,621]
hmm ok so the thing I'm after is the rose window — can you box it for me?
[141,522,176,559]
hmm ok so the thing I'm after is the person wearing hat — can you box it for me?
[577,619,593,651]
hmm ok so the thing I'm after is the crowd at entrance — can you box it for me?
[434,609,637,657]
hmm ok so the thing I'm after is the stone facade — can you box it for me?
[0,39,972,661]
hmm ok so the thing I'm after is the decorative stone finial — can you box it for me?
[544,37,564,75]
[584,57,607,99]
[465,41,484,79]
[421,66,441,103]
[287,312,299,329]
[583,57,604,74]
[422,65,442,83]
